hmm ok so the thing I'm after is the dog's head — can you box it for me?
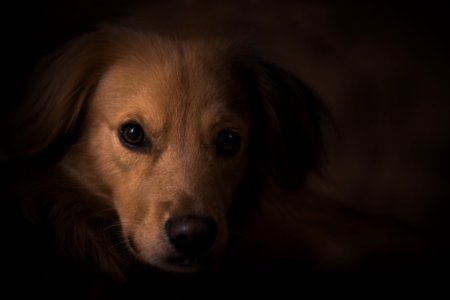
[8,26,324,273]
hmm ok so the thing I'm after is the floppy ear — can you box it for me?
[4,30,111,161]
[240,57,326,188]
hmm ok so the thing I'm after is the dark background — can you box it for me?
[1,0,450,296]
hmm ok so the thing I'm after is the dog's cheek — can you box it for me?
[222,150,250,195]
[214,217,229,262]
[82,124,156,216]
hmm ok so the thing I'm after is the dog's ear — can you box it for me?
[3,30,111,161]
[239,57,327,189]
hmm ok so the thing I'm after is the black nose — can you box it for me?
[165,215,217,258]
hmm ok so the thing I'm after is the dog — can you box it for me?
[2,21,325,298]
[4,3,449,297]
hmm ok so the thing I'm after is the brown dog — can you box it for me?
[5,4,449,297]
[4,21,324,296]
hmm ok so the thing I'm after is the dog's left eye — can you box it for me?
[216,129,241,157]
[119,122,149,150]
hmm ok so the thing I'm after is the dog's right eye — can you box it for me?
[118,122,149,150]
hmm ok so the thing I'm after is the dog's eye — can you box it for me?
[216,129,241,157]
[119,122,149,149]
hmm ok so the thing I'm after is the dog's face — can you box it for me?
[68,38,252,272]
[11,26,322,275]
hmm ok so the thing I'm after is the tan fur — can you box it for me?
[62,33,252,272]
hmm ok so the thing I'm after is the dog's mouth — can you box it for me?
[164,252,215,272]
[126,235,218,273]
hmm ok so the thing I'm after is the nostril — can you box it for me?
[165,215,218,258]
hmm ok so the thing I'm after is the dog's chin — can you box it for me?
[131,250,219,274]
[158,252,219,274]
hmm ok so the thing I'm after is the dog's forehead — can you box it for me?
[94,39,248,130]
